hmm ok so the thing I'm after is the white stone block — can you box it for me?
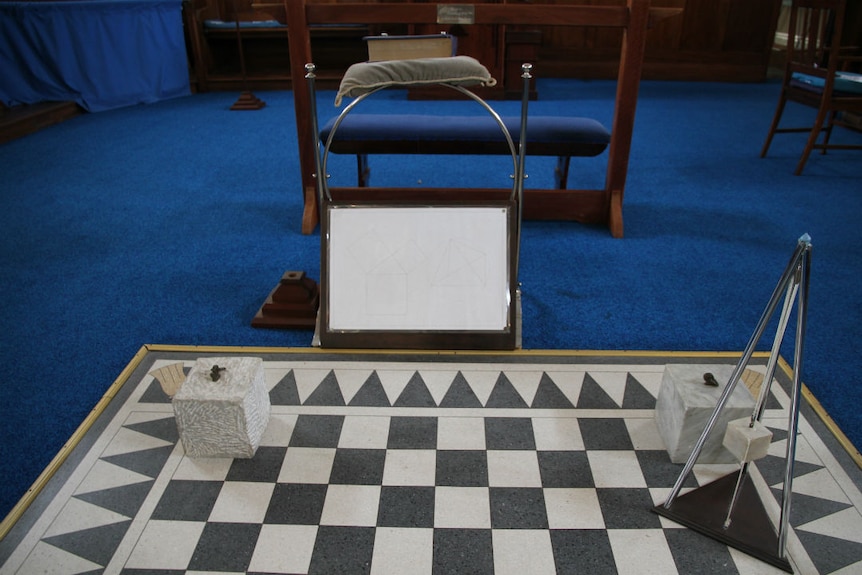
[173,357,270,458]
[655,364,755,464]
[723,417,773,462]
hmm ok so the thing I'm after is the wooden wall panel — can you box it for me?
[531,0,782,81]
[184,0,786,90]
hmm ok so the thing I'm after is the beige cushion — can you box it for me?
[334,56,497,106]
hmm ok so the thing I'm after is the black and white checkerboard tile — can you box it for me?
[2,352,861,574]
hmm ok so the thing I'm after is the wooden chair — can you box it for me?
[760,0,862,175]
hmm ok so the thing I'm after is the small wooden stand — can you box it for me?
[251,271,319,329]
[654,473,792,573]
[231,90,266,110]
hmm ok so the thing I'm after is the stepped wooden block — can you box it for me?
[252,270,319,329]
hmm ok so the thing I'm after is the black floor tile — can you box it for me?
[596,488,663,530]
[264,483,328,525]
[150,480,222,521]
[436,450,489,487]
[289,414,345,448]
[550,529,617,575]
[387,416,438,449]
[433,528,494,575]
[484,417,535,450]
[489,487,548,529]
[226,446,287,483]
[377,486,435,527]
[579,418,634,450]
[537,450,594,488]
[308,525,376,575]
[637,450,698,489]
[329,448,386,485]
[187,522,261,572]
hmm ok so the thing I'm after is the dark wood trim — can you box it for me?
[0,102,83,145]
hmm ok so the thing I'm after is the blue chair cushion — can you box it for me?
[791,72,862,95]
[203,19,285,30]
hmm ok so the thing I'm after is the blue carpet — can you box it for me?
[1,78,860,521]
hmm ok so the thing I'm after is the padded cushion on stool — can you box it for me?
[335,56,496,105]
[320,114,611,157]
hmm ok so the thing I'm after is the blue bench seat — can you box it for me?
[319,114,611,189]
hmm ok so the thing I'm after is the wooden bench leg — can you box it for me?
[554,156,570,189]
[609,188,624,238]
[301,185,319,234]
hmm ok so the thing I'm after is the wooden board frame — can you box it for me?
[318,199,520,350]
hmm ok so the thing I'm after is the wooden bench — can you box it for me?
[286,0,664,238]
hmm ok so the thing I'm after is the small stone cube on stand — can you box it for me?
[723,417,773,462]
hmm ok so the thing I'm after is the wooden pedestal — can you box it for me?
[251,271,319,329]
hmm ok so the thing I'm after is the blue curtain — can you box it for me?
[0,0,190,112]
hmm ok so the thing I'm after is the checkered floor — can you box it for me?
[2,349,861,574]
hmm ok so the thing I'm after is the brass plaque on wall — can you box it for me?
[437,4,475,25]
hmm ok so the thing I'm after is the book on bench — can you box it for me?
[364,33,456,62]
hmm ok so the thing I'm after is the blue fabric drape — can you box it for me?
[0,0,190,112]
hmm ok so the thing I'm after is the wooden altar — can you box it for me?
[286,0,676,237]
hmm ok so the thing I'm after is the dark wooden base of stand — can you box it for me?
[230,90,266,110]
[652,472,793,573]
[251,271,319,329]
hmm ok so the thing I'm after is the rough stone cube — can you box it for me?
[173,357,270,458]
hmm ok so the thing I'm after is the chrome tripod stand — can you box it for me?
[654,234,812,573]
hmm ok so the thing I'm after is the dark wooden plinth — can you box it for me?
[251,271,319,329]
[230,91,266,110]
[0,101,83,145]
[653,472,793,573]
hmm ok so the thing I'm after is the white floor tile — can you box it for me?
[587,450,647,488]
[172,455,233,481]
[608,529,676,575]
[544,488,605,529]
[208,482,274,523]
[258,414,298,447]
[487,450,542,487]
[371,527,434,575]
[278,447,335,484]
[332,368,376,404]
[492,529,556,575]
[531,417,584,451]
[17,541,103,574]
[437,416,486,450]
[625,417,666,450]
[125,520,206,570]
[797,506,862,544]
[43,498,129,537]
[382,449,437,486]
[434,486,491,528]
[248,524,318,573]
[319,484,381,526]
[339,415,391,449]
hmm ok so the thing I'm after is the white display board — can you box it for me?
[326,205,511,332]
